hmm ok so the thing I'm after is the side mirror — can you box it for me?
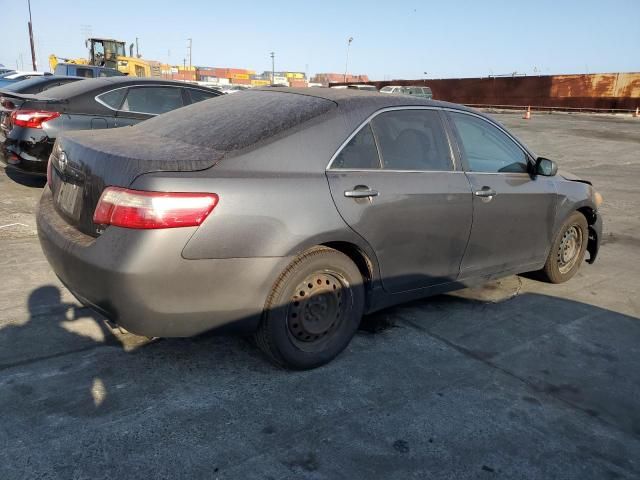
[536,157,558,176]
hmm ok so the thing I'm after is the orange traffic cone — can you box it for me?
[523,106,531,120]
[634,107,639,118]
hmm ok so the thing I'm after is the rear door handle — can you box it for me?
[474,187,497,198]
[344,189,379,198]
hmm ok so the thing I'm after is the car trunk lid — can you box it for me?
[50,127,223,237]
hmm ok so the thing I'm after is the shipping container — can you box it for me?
[231,78,251,85]
[251,79,271,86]
[232,73,250,80]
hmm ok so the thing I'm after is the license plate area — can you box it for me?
[55,179,83,221]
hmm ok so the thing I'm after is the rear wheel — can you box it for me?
[540,212,588,283]
[254,247,364,369]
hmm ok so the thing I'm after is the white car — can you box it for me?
[379,85,405,94]
[220,85,251,94]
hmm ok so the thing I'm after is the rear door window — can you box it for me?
[96,88,127,110]
[121,86,184,115]
[371,109,453,171]
[331,125,381,169]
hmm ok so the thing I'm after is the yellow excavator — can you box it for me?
[49,37,162,77]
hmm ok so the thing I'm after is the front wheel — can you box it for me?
[539,212,588,283]
[254,247,365,370]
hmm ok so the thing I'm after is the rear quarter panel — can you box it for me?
[129,109,379,271]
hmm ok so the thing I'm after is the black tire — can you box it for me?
[254,246,365,370]
[540,211,589,283]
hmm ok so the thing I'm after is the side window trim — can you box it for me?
[326,106,458,172]
[95,87,128,111]
[94,84,186,115]
[444,109,535,174]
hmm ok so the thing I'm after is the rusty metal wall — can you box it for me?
[330,73,640,111]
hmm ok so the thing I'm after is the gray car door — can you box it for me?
[446,110,557,278]
[326,108,473,293]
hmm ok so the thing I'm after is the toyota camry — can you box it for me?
[36,88,603,369]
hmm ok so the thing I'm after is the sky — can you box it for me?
[1,0,638,79]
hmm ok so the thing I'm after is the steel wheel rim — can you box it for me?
[557,225,583,274]
[286,272,351,352]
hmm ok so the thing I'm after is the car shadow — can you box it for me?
[1,279,639,477]
[1,280,638,427]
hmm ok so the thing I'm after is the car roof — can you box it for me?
[254,87,470,113]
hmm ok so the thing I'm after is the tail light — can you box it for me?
[11,110,60,128]
[93,187,218,229]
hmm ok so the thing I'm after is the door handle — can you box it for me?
[344,189,379,198]
[474,187,497,198]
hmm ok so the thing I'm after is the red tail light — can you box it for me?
[11,110,60,128]
[93,187,219,229]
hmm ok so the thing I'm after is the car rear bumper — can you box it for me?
[0,126,52,175]
[36,187,289,337]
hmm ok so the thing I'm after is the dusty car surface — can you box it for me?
[1,77,222,176]
[36,88,603,369]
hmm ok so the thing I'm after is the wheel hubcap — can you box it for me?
[557,225,583,274]
[287,273,346,343]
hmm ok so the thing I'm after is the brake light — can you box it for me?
[93,187,218,229]
[11,110,60,128]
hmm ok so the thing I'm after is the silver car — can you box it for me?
[37,88,603,369]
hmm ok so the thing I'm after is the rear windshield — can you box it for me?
[1,78,46,92]
[134,90,336,152]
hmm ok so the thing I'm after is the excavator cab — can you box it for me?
[86,38,126,69]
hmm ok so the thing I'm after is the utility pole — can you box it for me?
[343,37,353,83]
[270,52,275,84]
[187,38,192,70]
[27,0,37,70]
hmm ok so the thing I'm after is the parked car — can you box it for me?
[53,63,124,78]
[347,84,377,91]
[0,77,222,175]
[379,85,405,94]
[380,85,433,99]
[220,84,250,94]
[0,76,85,134]
[37,88,603,369]
[405,86,433,99]
[0,71,52,87]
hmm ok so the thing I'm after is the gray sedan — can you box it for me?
[36,88,603,369]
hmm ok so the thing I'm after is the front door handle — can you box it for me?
[344,188,379,198]
[474,187,497,198]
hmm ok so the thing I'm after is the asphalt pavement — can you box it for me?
[1,111,638,479]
